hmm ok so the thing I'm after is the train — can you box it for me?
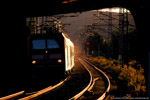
[28,32,74,76]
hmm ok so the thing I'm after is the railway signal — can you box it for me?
[86,42,90,46]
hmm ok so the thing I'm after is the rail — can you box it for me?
[0,77,68,100]
[19,77,68,100]
[0,91,25,100]
[69,58,93,100]
[84,58,111,100]
[69,58,110,100]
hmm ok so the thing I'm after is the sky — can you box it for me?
[97,8,130,13]
[61,8,134,43]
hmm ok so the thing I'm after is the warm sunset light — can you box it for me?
[98,8,130,13]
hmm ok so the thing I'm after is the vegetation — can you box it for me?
[84,32,107,57]
[84,28,141,63]
[83,27,148,97]
[89,57,146,97]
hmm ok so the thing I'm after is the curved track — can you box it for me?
[70,58,110,100]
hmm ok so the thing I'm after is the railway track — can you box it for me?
[0,77,69,100]
[70,58,110,100]
[0,57,110,100]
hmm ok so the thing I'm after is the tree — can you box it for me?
[85,32,106,56]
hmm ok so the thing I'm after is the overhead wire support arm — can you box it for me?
[99,11,135,27]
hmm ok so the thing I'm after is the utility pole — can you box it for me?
[118,8,124,61]
[108,8,112,42]
[125,9,129,62]
[118,7,129,66]
[108,8,113,58]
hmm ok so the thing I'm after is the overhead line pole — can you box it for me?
[93,8,130,60]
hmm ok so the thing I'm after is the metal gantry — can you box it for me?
[80,7,135,59]
[94,8,131,60]
[26,16,66,35]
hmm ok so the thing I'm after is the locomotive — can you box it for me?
[28,32,74,75]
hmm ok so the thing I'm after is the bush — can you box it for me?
[89,57,146,96]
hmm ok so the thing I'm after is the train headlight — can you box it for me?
[58,59,62,63]
[45,50,48,53]
[32,60,36,64]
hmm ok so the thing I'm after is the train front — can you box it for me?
[29,33,65,74]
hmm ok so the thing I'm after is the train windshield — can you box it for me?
[32,39,60,50]
[47,39,59,49]
[32,40,46,49]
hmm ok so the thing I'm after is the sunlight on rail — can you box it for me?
[0,91,25,100]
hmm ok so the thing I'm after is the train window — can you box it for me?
[47,39,59,49]
[32,40,46,49]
